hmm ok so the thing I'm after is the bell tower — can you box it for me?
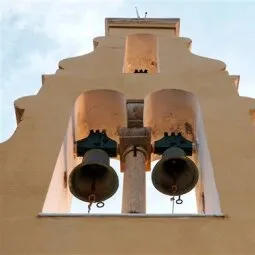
[1,17,255,254]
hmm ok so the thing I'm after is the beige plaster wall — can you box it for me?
[241,96,255,126]
[42,114,74,213]
[1,18,255,254]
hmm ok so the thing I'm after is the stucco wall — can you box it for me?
[1,18,255,254]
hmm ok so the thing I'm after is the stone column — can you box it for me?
[121,146,146,214]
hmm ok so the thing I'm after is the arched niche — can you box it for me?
[42,90,127,213]
[144,89,222,215]
[74,89,127,142]
[123,33,159,74]
[144,89,196,143]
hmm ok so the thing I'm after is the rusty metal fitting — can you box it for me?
[118,127,151,172]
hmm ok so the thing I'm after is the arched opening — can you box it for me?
[123,33,159,74]
[42,88,221,216]
[144,89,222,215]
[42,89,127,214]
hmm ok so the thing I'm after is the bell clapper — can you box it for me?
[170,184,177,213]
[170,184,183,213]
[87,179,96,214]
[171,184,177,193]
[171,175,183,205]
[88,193,96,214]
[88,196,105,213]
[87,179,105,213]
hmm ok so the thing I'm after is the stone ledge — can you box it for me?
[38,213,227,219]
[105,18,180,36]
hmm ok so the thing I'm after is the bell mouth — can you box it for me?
[68,162,119,203]
[151,156,199,196]
[76,163,109,180]
[163,157,187,176]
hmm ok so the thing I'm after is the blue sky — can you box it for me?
[1,0,255,214]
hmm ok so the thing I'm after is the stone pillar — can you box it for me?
[121,146,146,214]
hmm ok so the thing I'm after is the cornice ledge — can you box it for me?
[105,18,180,36]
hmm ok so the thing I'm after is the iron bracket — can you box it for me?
[75,129,118,157]
[154,132,193,156]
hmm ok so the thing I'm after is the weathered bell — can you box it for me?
[69,149,119,202]
[152,147,199,196]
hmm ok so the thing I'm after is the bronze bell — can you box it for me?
[151,147,199,196]
[69,149,119,202]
